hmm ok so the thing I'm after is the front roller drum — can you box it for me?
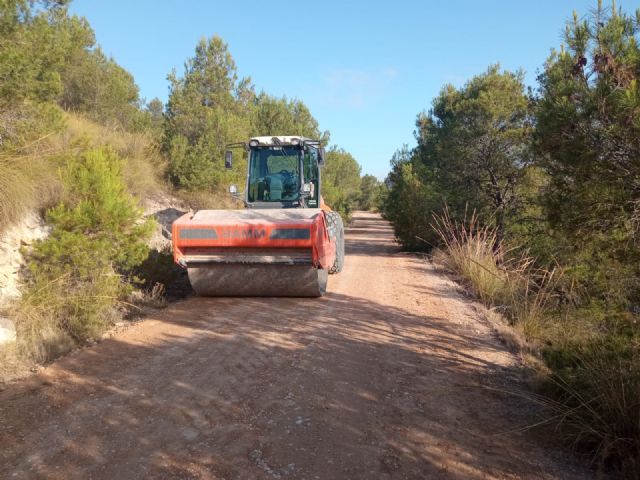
[187,264,328,297]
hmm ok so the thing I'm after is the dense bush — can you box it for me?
[535,6,640,309]
[21,147,154,343]
[383,147,441,249]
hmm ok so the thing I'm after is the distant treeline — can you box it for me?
[382,3,640,476]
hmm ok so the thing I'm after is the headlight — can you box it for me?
[249,139,259,147]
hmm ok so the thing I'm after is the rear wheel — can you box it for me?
[326,212,345,274]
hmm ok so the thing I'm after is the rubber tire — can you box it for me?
[326,211,345,274]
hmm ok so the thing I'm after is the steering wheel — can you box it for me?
[279,169,292,176]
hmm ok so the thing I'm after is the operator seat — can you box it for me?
[267,175,283,201]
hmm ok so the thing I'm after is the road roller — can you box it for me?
[172,136,345,297]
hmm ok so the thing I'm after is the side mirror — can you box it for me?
[229,184,238,194]
[318,147,326,166]
[225,150,233,169]
[302,183,312,193]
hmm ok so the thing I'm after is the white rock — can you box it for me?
[0,317,16,345]
[0,211,50,306]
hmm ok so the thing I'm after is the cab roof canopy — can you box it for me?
[249,136,320,147]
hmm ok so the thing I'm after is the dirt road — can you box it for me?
[0,212,588,479]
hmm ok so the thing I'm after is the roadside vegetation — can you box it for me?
[0,0,369,379]
[383,2,640,476]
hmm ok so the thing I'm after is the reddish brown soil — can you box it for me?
[0,212,590,479]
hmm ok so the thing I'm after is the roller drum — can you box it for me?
[187,264,328,297]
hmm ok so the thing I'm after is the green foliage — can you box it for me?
[252,93,328,141]
[357,174,385,211]
[383,147,440,249]
[24,147,154,342]
[0,0,152,225]
[0,1,66,107]
[37,147,154,271]
[144,97,165,133]
[418,66,533,234]
[322,147,361,220]
[535,2,640,307]
[0,1,70,146]
[0,1,143,129]
[542,333,640,477]
[60,45,142,128]
[383,67,533,249]
[163,36,253,191]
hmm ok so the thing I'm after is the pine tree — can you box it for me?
[163,36,254,190]
[535,2,640,305]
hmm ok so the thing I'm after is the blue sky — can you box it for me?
[70,0,613,179]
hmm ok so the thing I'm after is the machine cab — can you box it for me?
[228,136,324,209]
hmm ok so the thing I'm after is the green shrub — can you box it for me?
[19,147,154,344]
[383,160,439,250]
[542,334,640,476]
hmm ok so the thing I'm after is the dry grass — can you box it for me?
[57,113,167,200]
[0,136,62,233]
[431,207,561,340]
[175,187,239,210]
[0,269,124,382]
[521,338,640,477]
[431,208,506,306]
[431,206,640,476]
